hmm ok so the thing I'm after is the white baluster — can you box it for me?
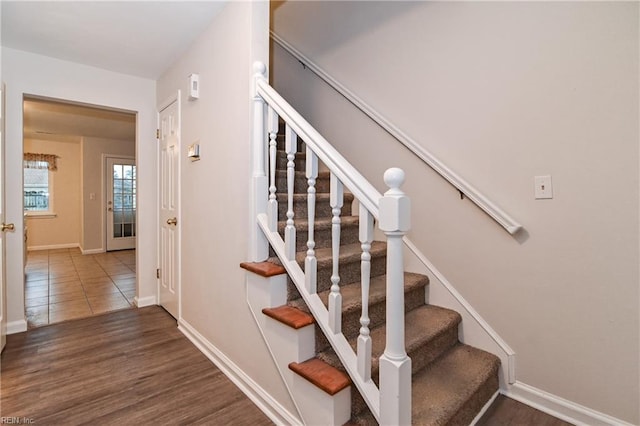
[328,173,343,334]
[267,107,278,232]
[285,125,297,260]
[305,147,318,294]
[378,168,411,426]
[357,205,374,381]
[251,62,268,261]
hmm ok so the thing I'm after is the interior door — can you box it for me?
[106,157,136,251]
[1,83,9,351]
[158,99,179,319]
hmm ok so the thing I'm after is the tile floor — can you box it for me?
[24,248,136,329]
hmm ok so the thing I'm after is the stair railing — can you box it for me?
[252,61,411,425]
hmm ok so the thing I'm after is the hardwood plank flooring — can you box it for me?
[1,306,273,425]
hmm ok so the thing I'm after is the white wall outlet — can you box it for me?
[534,175,553,199]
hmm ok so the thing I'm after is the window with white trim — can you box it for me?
[23,153,58,216]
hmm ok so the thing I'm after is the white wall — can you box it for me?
[157,1,297,420]
[1,47,157,328]
[81,136,135,252]
[24,137,81,249]
[272,2,639,424]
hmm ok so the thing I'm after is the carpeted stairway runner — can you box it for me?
[264,131,500,425]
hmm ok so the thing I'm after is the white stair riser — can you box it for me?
[247,271,350,425]
[291,374,351,426]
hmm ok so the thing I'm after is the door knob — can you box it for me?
[108,207,113,211]
[1,223,15,232]
[166,217,177,226]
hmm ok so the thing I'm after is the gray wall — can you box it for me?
[81,137,135,252]
[272,1,639,423]
[157,1,297,419]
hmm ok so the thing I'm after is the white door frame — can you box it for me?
[1,83,8,351]
[157,91,181,320]
[104,155,136,251]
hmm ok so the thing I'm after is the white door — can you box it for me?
[106,157,137,251]
[158,99,180,319]
[0,84,9,351]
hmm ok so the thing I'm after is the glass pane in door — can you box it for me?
[112,163,136,239]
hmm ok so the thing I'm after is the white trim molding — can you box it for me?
[178,318,301,426]
[80,247,105,255]
[403,238,516,388]
[505,382,636,426]
[133,295,156,308]
[27,243,78,251]
[7,319,27,334]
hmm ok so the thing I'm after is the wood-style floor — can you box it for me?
[1,306,273,425]
[2,305,574,425]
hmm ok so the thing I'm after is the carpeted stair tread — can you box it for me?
[275,170,331,194]
[295,241,386,269]
[289,358,351,396]
[411,344,500,426]
[317,305,462,379]
[276,149,306,166]
[277,216,360,251]
[278,215,359,232]
[262,305,314,329]
[290,242,387,296]
[289,272,429,342]
[277,192,355,219]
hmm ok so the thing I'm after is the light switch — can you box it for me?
[534,175,553,199]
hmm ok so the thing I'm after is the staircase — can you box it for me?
[243,124,501,424]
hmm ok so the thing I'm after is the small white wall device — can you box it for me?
[188,73,199,100]
[188,142,200,161]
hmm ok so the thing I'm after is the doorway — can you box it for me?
[22,96,138,328]
[106,156,136,251]
[157,97,180,319]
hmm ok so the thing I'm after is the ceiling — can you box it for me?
[1,1,226,79]
[24,97,136,142]
[2,1,226,141]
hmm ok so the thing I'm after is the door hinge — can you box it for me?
[156,129,160,139]
[156,268,161,279]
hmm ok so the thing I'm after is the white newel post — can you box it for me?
[251,62,268,261]
[378,168,411,426]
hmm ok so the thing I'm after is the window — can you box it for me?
[24,162,52,213]
[24,153,58,216]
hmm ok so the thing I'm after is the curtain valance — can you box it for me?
[23,153,59,171]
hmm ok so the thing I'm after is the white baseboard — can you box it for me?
[7,319,27,334]
[505,381,636,426]
[28,243,79,251]
[470,391,499,425]
[80,247,104,255]
[178,318,300,426]
[134,295,156,307]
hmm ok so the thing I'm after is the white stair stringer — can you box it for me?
[246,269,351,426]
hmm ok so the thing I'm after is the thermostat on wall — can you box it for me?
[188,73,199,100]
[188,143,200,161]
